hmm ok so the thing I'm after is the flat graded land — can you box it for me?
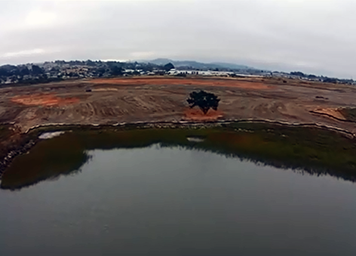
[1,76,356,134]
[2,76,356,175]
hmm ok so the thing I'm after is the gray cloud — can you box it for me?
[1,0,356,78]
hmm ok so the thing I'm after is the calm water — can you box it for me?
[1,138,356,255]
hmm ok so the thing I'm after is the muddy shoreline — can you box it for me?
[1,119,355,179]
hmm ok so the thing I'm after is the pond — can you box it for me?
[1,127,356,256]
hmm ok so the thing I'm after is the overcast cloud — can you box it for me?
[0,0,355,78]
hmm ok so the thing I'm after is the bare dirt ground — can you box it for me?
[184,109,224,121]
[1,76,356,134]
[11,94,79,106]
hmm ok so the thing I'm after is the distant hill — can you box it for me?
[144,58,252,70]
[210,62,251,70]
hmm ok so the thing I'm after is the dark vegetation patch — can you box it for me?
[0,125,34,177]
[339,108,356,122]
[0,125,18,160]
[2,122,356,190]
[0,125,11,141]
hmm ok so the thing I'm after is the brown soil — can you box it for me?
[312,108,346,121]
[184,108,223,121]
[11,94,79,106]
[91,77,273,90]
[92,88,119,92]
[0,76,356,135]
[3,76,356,179]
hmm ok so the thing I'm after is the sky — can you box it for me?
[0,0,355,78]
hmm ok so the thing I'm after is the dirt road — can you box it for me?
[1,76,356,134]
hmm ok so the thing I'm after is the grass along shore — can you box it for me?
[2,121,356,190]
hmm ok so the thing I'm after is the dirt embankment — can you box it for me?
[0,125,35,176]
[1,77,356,128]
[311,108,347,121]
[0,76,355,141]
[0,76,356,177]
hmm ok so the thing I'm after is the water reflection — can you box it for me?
[2,125,356,190]
[1,138,90,190]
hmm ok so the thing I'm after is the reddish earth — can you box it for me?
[3,76,356,180]
[11,94,79,106]
[0,76,356,135]
[184,108,224,121]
